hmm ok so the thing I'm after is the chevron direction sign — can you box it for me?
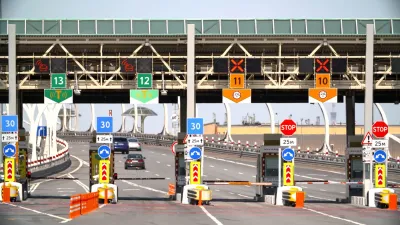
[374,164,385,188]
[283,162,294,186]
[190,161,201,185]
[99,160,110,184]
[4,158,15,182]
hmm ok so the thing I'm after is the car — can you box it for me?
[128,138,142,151]
[112,137,129,154]
[124,154,146,170]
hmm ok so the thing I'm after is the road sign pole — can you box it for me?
[278,148,282,187]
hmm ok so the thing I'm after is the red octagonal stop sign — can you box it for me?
[280,119,297,136]
[372,121,388,138]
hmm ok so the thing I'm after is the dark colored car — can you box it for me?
[112,137,129,154]
[124,154,146,170]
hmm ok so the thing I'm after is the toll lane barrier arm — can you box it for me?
[56,132,400,172]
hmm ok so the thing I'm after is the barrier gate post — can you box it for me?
[174,132,187,201]
[345,135,364,203]
[256,134,282,202]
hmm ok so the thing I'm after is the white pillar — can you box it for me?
[120,104,126,132]
[223,103,234,142]
[266,103,275,133]
[74,104,79,131]
[90,104,96,132]
[62,104,67,131]
[317,103,332,153]
[134,104,139,133]
[163,104,169,135]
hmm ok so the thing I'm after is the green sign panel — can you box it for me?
[137,73,153,89]
[130,90,159,104]
[44,89,73,104]
[51,73,67,89]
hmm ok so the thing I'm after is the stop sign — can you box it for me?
[372,121,388,138]
[280,119,297,136]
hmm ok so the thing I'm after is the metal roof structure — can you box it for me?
[122,106,157,117]
[1,18,399,36]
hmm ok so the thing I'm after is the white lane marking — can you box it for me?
[244,185,250,187]
[121,180,167,194]
[156,161,160,163]
[166,178,171,180]
[229,192,235,195]
[58,191,75,193]
[200,206,224,225]
[162,154,166,156]
[82,161,90,167]
[167,164,171,167]
[308,169,345,175]
[30,154,86,193]
[300,186,308,189]
[224,169,228,171]
[123,189,140,191]
[209,165,214,168]
[340,192,346,194]
[151,151,154,153]
[0,202,70,222]
[307,174,327,177]
[215,189,220,192]
[237,194,252,199]
[155,174,160,176]
[252,175,256,178]
[304,207,365,225]
[57,188,75,190]
[307,195,335,201]
[238,172,243,175]
[119,161,122,163]
[68,174,89,193]
[319,189,326,192]
[205,155,340,182]
[203,175,208,177]
[145,170,150,173]
[99,204,107,209]
[216,178,221,180]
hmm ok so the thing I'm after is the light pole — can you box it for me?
[300,118,304,147]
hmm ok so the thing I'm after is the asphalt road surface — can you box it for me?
[1,142,399,225]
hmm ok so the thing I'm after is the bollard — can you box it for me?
[205,136,208,143]
[295,192,305,208]
[397,156,399,164]
[307,147,310,154]
[224,140,227,145]
[211,137,214,144]
[388,194,398,210]
[335,151,339,157]
[238,140,241,147]
[254,142,257,149]
[246,141,249,148]
[2,186,11,203]
[218,138,221,144]
[198,190,203,206]
[104,188,108,205]
[297,147,301,153]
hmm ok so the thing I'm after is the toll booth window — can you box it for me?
[265,157,279,176]
[178,154,185,176]
[351,159,363,179]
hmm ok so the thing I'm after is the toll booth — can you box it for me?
[89,143,115,191]
[175,132,187,196]
[345,135,364,199]
[256,134,282,201]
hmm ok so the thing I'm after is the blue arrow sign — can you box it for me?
[1,115,18,132]
[37,126,47,137]
[98,145,111,159]
[3,144,16,157]
[282,148,295,161]
[374,149,387,163]
[189,147,202,160]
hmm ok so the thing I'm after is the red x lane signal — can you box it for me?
[230,59,244,73]
[315,58,330,73]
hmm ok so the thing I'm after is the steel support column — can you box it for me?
[266,103,275,134]
[364,24,374,198]
[346,93,356,146]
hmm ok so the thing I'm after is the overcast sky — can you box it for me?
[2,0,400,134]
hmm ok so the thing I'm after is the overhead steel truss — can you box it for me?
[1,36,400,90]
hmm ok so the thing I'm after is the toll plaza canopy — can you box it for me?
[0,19,399,35]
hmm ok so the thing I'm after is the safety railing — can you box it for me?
[0,138,70,176]
[69,192,99,219]
[56,131,400,172]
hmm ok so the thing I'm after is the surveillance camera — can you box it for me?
[161,90,168,96]
[74,89,81,95]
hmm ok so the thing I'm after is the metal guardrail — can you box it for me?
[0,138,70,175]
[57,131,400,173]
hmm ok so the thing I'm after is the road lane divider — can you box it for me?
[69,192,99,219]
